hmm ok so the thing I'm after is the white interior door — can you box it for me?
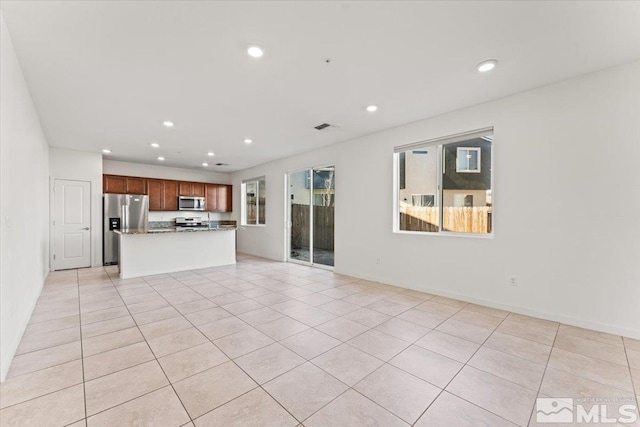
[53,179,91,270]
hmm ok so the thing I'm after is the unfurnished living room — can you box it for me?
[1,1,639,426]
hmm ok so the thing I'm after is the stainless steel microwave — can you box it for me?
[178,196,206,211]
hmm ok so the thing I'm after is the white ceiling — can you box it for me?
[2,1,640,172]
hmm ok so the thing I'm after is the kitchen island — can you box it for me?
[114,227,236,278]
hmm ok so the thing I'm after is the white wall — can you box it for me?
[49,148,103,267]
[0,13,51,381]
[231,60,640,339]
[103,160,231,184]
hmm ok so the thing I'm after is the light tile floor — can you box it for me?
[1,254,639,426]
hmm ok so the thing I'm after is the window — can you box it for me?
[456,147,481,173]
[411,194,435,207]
[395,128,493,235]
[241,177,265,225]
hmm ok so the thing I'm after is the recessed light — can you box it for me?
[202,162,209,167]
[150,142,160,148]
[207,152,215,157]
[157,156,165,161]
[162,121,174,127]
[247,46,264,58]
[102,149,112,154]
[366,105,378,113]
[244,138,253,144]
[477,59,498,73]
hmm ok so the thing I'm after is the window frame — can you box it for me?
[393,127,494,238]
[411,194,435,207]
[456,147,482,173]
[241,176,266,226]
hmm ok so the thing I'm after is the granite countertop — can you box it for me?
[114,226,238,235]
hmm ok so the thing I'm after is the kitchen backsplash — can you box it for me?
[148,220,236,229]
[148,211,231,222]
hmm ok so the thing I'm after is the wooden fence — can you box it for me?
[245,201,265,225]
[400,206,492,233]
[291,204,334,250]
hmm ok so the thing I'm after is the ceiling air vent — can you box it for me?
[215,163,229,166]
[314,123,331,130]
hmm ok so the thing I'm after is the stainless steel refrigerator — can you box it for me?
[103,194,149,265]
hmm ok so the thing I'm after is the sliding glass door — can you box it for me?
[288,166,335,267]
[289,170,311,263]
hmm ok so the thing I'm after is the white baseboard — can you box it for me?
[336,269,640,341]
[0,271,48,382]
[237,249,285,262]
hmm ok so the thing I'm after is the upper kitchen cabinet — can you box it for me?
[192,182,205,197]
[103,175,146,195]
[206,184,232,212]
[103,174,231,212]
[103,175,126,194]
[125,177,146,195]
[147,179,164,211]
[206,184,217,211]
[164,180,179,211]
[179,182,205,197]
[147,179,179,211]
[218,185,232,212]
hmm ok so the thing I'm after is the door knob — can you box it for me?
[82,227,90,230]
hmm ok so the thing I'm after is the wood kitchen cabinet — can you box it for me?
[103,175,126,194]
[104,175,146,195]
[205,184,218,212]
[217,185,232,212]
[163,180,179,211]
[178,182,192,196]
[147,179,179,211]
[103,174,231,212]
[179,182,205,197]
[125,177,146,195]
[205,184,232,212]
[147,179,164,211]
[192,182,205,197]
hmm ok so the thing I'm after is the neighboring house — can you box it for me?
[290,169,335,207]
[399,137,492,209]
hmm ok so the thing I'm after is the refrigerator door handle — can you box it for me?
[121,204,127,232]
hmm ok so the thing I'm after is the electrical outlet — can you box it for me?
[376,258,380,265]
[509,276,518,287]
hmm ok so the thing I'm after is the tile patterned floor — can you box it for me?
[1,254,639,426]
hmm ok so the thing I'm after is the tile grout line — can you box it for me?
[149,267,305,424]
[7,258,636,426]
[102,268,520,420]
[167,274,305,424]
[169,264,368,423]
[78,272,195,423]
[524,321,560,427]
[77,268,89,424]
[622,339,640,415]
[408,308,514,426]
